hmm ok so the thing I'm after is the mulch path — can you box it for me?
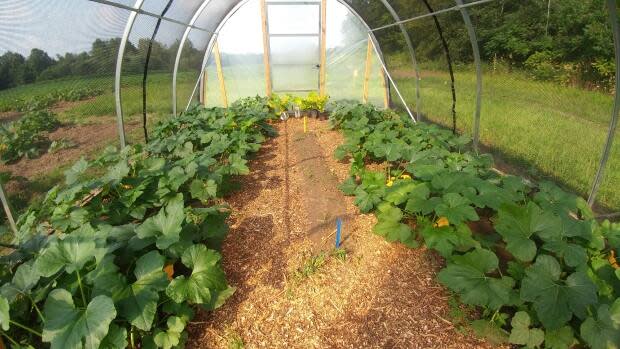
[187,118,498,348]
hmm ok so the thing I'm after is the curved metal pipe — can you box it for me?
[455,0,482,152]
[115,0,145,148]
[379,0,421,119]
[187,0,392,110]
[588,0,620,207]
[172,0,213,116]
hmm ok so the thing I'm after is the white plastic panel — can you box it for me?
[267,4,321,35]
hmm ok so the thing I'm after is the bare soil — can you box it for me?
[187,118,498,349]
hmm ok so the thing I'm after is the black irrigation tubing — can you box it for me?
[420,0,457,134]
[142,0,174,143]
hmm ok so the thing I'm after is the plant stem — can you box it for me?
[130,327,135,349]
[28,294,45,323]
[10,320,42,337]
[1,331,19,346]
[76,270,87,307]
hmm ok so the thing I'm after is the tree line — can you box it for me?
[0,38,204,91]
[353,0,616,90]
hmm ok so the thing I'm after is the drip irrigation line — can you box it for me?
[142,0,174,143]
[420,0,457,134]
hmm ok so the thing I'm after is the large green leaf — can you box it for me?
[99,324,127,349]
[189,179,218,202]
[354,186,383,213]
[494,202,560,262]
[508,311,544,348]
[42,289,116,349]
[1,262,40,302]
[580,299,620,349]
[384,181,419,205]
[435,193,479,225]
[544,326,575,349]
[136,194,185,249]
[520,255,598,329]
[35,235,97,277]
[153,316,186,349]
[0,295,9,331]
[372,205,416,246]
[117,251,168,331]
[437,249,515,310]
[64,158,89,185]
[166,244,229,305]
[420,223,478,258]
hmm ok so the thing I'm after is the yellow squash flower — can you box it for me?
[434,217,450,228]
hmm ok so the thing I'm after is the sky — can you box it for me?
[0,0,362,57]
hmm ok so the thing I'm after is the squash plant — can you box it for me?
[0,97,276,348]
[331,102,620,349]
[0,110,60,163]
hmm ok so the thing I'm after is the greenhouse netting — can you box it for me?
[0,0,619,348]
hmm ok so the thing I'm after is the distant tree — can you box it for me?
[0,52,26,89]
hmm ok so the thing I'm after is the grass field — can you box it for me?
[393,67,620,211]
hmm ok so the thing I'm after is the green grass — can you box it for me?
[394,68,620,211]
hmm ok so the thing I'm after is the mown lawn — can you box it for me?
[394,68,620,211]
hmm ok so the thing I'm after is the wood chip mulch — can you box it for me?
[187,118,500,349]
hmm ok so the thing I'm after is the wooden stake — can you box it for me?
[213,40,228,108]
[319,0,327,96]
[363,37,373,104]
[260,0,272,97]
[200,70,206,105]
[380,66,389,109]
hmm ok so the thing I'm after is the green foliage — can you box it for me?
[0,110,59,163]
[0,97,274,348]
[269,92,329,115]
[331,102,619,348]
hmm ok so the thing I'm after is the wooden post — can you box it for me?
[380,67,389,109]
[213,40,228,108]
[363,37,373,104]
[260,0,272,97]
[319,0,327,96]
[200,70,206,105]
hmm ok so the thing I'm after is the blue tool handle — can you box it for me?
[335,218,342,248]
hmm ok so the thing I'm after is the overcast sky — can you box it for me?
[0,0,363,57]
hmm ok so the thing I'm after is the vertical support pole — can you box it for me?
[588,0,620,207]
[0,183,17,235]
[455,0,482,152]
[379,0,421,118]
[213,40,228,108]
[363,37,373,103]
[319,0,327,96]
[369,38,416,122]
[380,67,389,109]
[115,0,145,148]
[260,0,273,97]
[173,0,211,117]
[200,70,206,105]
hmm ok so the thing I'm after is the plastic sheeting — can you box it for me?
[201,0,388,106]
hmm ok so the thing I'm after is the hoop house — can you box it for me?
[0,0,619,348]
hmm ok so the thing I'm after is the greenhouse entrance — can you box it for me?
[267,1,322,93]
